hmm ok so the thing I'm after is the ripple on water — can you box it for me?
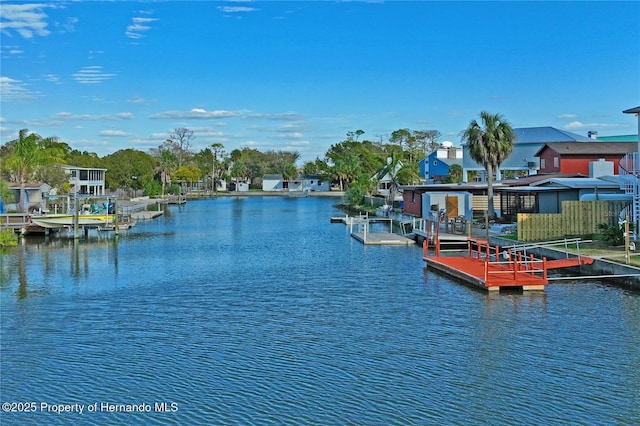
[1,198,640,425]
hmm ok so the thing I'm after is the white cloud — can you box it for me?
[100,130,129,137]
[0,76,34,100]
[53,112,135,121]
[247,112,304,121]
[126,15,158,39]
[564,121,626,131]
[218,6,257,13]
[128,95,153,104]
[56,16,78,34]
[0,3,52,39]
[72,66,116,84]
[150,108,242,119]
[115,112,135,120]
[277,132,304,139]
[44,74,61,84]
[557,113,577,119]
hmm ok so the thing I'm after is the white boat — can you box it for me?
[30,214,117,229]
[98,220,136,231]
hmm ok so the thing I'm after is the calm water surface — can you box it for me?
[1,196,639,425]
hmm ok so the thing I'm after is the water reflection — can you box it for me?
[1,231,124,299]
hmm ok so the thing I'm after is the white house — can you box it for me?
[59,165,107,195]
[261,174,330,192]
[262,174,285,191]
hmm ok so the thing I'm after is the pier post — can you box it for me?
[73,197,80,239]
[115,198,119,236]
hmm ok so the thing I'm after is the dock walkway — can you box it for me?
[424,237,594,291]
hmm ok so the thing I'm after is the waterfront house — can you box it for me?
[535,142,637,175]
[495,173,628,221]
[262,174,330,192]
[419,143,463,183]
[262,174,285,191]
[229,179,249,192]
[6,182,52,212]
[401,173,585,219]
[462,127,594,182]
[60,165,107,196]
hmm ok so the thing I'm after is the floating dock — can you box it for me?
[424,237,594,291]
[331,214,414,245]
[351,231,414,245]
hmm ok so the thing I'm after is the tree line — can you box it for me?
[1,111,515,218]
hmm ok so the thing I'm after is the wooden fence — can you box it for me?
[517,200,623,241]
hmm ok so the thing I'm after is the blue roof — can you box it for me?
[514,127,593,144]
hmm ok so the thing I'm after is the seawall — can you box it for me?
[489,235,640,290]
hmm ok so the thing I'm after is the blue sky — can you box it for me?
[1,1,639,164]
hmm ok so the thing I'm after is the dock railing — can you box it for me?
[502,237,584,264]
[484,257,547,284]
[0,213,30,231]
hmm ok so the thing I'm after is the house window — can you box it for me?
[541,159,546,169]
[553,157,559,168]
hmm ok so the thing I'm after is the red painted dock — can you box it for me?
[424,237,593,291]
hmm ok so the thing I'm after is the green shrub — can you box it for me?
[0,229,18,247]
[597,222,634,246]
[144,180,162,198]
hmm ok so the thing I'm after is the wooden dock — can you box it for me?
[424,237,594,291]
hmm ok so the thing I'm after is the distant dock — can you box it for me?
[331,213,414,246]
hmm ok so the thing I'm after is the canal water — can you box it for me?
[1,196,639,425]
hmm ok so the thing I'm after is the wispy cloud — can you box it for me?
[54,112,135,121]
[72,66,116,84]
[127,95,154,104]
[219,6,258,13]
[0,76,34,100]
[0,3,52,39]
[56,16,78,34]
[150,108,242,120]
[247,112,304,121]
[219,1,258,14]
[564,121,626,131]
[99,130,129,137]
[126,12,158,39]
[557,113,577,120]
[44,74,61,84]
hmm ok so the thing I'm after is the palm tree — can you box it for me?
[377,150,403,207]
[210,143,225,194]
[157,150,176,196]
[6,129,63,212]
[461,111,515,220]
[332,154,361,191]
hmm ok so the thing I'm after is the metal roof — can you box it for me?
[513,127,594,144]
[623,106,640,114]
